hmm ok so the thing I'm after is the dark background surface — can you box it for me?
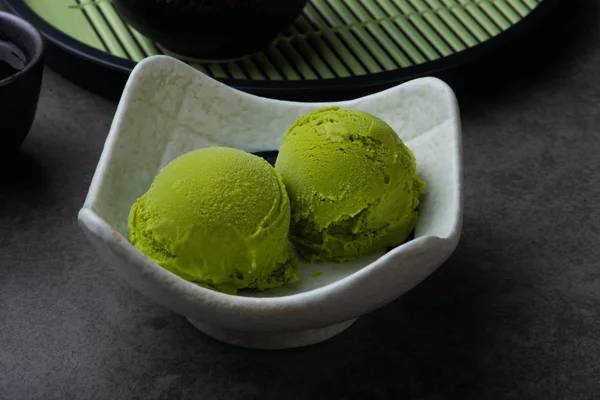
[2,1,600,399]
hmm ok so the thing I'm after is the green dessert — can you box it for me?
[275,106,426,262]
[128,147,298,294]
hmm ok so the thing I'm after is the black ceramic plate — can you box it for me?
[4,0,556,101]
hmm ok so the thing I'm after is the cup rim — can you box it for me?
[0,10,45,87]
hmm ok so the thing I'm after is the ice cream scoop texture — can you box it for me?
[128,147,298,294]
[275,106,426,262]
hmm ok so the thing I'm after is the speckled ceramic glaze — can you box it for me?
[78,55,463,350]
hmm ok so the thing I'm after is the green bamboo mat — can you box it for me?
[26,0,542,81]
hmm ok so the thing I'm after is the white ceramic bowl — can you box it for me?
[78,55,463,350]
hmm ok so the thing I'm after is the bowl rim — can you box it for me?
[80,207,454,304]
[0,10,45,87]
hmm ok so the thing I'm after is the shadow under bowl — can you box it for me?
[112,0,309,61]
[0,11,44,152]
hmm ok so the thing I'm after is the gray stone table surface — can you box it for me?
[1,1,600,399]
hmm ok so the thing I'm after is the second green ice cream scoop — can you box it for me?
[275,106,426,262]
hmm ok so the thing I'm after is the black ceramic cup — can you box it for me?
[113,0,309,60]
[0,11,44,151]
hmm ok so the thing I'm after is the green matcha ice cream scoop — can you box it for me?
[275,106,426,262]
[128,147,298,294]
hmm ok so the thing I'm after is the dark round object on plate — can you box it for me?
[0,11,44,152]
[112,0,309,60]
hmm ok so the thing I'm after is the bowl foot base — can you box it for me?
[187,318,357,350]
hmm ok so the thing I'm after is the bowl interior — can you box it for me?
[84,56,461,298]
